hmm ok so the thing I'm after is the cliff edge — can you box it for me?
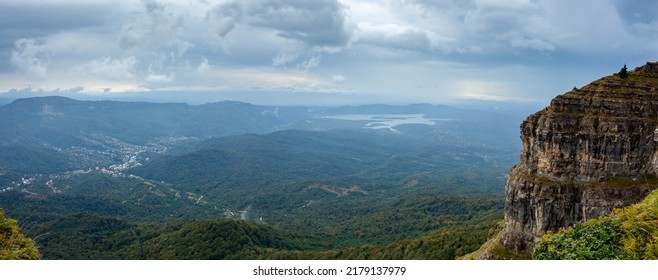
[480,62,658,257]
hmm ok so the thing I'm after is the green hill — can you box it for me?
[126,219,300,259]
[27,213,300,260]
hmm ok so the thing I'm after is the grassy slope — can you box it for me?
[533,191,658,260]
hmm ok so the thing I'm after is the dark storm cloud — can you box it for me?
[0,2,120,39]
[206,1,243,38]
[0,1,126,71]
[206,0,354,48]
[614,0,658,24]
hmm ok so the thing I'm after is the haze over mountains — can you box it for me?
[0,96,528,173]
[0,96,528,259]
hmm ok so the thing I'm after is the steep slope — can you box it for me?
[486,62,658,256]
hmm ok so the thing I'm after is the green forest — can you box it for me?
[11,209,501,260]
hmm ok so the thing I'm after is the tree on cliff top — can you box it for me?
[618,64,628,79]
[0,209,41,260]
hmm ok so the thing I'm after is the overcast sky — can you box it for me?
[1,0,658,106]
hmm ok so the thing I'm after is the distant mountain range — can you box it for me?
[0,96,524,173]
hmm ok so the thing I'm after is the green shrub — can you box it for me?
[533,218,624,260]
[533,192,658,260]
[0,209,41,260]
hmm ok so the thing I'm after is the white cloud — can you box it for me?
[74,57,137,80]
[146,73,174,83]
[196,57,211,74]
[509,36,555,52]
[272,43,305,66]
[167,39,195,58]
[10,38,48,78]
[145,64,175,85]
[297,55,322,72]
[633,20,658,34]
[332,74,346,83]
[452,79,512,101]
[209,67,325,92]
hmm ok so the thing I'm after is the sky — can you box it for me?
[1,0,658,106]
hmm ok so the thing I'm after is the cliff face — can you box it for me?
[501,62,658,253]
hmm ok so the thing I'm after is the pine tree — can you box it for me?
[618,64,628,79]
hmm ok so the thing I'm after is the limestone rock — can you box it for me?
[499,62,658,254]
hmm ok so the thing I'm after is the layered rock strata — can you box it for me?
[501,62,658,252]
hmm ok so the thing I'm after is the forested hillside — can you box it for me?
[23,211,501,260]
[0,97,526,259]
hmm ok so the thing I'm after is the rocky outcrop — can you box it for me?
[500,62,658,253]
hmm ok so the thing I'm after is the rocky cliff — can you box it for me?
[499,62,658,254]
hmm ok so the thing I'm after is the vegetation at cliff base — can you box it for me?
[0,209,40,260]
[533,191,658,259]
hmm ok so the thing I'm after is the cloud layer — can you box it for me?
[1,0,658,104]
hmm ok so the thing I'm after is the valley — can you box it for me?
[0,96,529,259]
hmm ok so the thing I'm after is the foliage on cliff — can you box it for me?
[0,209,40,260]
[533,191,658,259]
